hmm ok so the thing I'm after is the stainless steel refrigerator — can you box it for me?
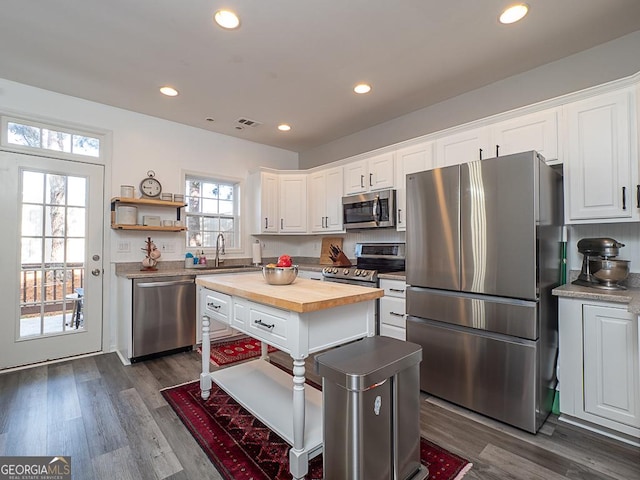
[405,151,563,433]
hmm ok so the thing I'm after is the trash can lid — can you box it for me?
[314,336,422,391]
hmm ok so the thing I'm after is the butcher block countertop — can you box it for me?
[196,272,383,313]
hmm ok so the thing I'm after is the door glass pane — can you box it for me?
[20,170,87,338]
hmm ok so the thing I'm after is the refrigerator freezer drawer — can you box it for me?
[407,287,538,340]
[407,316,543,433]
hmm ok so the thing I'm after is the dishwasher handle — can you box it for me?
[136,279,195,288]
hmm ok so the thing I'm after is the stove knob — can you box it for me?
[322,267,329,274]
[343,269,350,275]
[354,270,361,276]
[332,267,338,274]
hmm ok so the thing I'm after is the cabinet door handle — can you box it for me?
[479,148,483,160]
[398,209,402,224]
[496,144,500,157]
[369,173,373,187]
[281,218,284,229]
[389,288,405,293]
[254,319,275,330]
[321,216,325,228]
[360,175,364,188]
[325,216,329,228]
[390,312,405,317]
[636,185,639,209]
[265,217,268,229]
[622,186,627,210]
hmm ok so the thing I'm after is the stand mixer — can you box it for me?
[572,237,630,290]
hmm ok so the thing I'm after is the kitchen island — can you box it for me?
[196,273,383,480]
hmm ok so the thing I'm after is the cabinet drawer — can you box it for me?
[380,324,406,341]
[248,305,289,348]
[202,291,231,324]
[380,296,406,328]
[380,279,406,298]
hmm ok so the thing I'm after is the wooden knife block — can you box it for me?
[332,251,352,267]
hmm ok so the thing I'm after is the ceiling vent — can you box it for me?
[236,117,262,128]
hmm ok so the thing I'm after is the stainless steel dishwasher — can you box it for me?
[132,275,196,361]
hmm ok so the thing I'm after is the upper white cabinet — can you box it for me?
[395,142,434,231]
[250,171,307,234]
[435,126,491,167]
[564,88,638,223]
[344,152,395,195]
[252,171,279,233]
[279,174,307,233]
[309,166,344,233]
[491,108,559,162]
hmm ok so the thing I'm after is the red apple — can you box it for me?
[277,254,293,267]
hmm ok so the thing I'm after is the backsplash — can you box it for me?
[567,223,640,273]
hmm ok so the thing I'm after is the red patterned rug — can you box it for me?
[197,337,278,366]
[162,379,472,480]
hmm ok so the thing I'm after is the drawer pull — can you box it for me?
[254,319,275,330]
[389,288,405,293]
[207,302,221,310]
[390,312,405,317]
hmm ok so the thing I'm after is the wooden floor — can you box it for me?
[0,350,638,480]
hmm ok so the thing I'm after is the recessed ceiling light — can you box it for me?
[499,4,529,24]
[214,9,240,29]
[159,86,179,97]
[354,83,372,94]
[278,124,292,132]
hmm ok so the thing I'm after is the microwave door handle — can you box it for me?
[372,196,379,225]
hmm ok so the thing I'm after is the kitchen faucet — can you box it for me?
[215,233,225,267]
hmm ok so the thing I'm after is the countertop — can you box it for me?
[196,272,383,313]
[116,261,325,279]
[552,283,640,314]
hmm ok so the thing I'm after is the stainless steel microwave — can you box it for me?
[342,189,396,230]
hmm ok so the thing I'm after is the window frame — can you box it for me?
[1,115,103,162]
[183,172,242,253]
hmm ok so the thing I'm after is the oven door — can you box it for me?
[343,190,395,229]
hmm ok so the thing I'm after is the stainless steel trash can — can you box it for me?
[314,336,428,480]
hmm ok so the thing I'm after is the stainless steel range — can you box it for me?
[322,242,405,285]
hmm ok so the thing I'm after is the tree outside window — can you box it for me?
[185,175,239,249]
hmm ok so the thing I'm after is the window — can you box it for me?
[3,118,100,158]
[185,175,240,249]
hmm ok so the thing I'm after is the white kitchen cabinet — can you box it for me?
[250,171,307,234]
[435,126,491,167]
[278,174,307,233]
[558,297,640,442]
[379,278,407,341]
[343,151,395,195]
[394,142,434,231]
[251,171,279,233]
[297,269,324,281]
[491,108,560,162]
[563,88,638,223]
[309,166,344,232]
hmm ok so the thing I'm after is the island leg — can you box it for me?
[289,357,308,480]
[200,315,211,400]
[260,341,270,361]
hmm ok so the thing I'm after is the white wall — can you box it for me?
[299,30,640,169]
[0,78,298,352]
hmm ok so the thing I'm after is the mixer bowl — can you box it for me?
[589,259,630,286]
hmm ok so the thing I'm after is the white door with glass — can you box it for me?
[0,151,104,369]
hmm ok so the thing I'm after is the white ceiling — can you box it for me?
[2,0,640,153]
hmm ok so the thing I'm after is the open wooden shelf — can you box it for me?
[110,197,187,232]
[110,197,186,208]
[111,224,187,232]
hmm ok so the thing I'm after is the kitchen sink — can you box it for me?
[190,264,259,271]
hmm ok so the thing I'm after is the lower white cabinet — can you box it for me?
[379,278,407,340]
[558,297,640,442]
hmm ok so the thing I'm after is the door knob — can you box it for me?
[91,268,101,276]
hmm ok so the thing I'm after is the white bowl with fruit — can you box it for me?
[263,255,298,285]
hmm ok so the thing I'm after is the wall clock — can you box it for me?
[140,170,162,198]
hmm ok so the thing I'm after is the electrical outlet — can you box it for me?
[117,241,130,253]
